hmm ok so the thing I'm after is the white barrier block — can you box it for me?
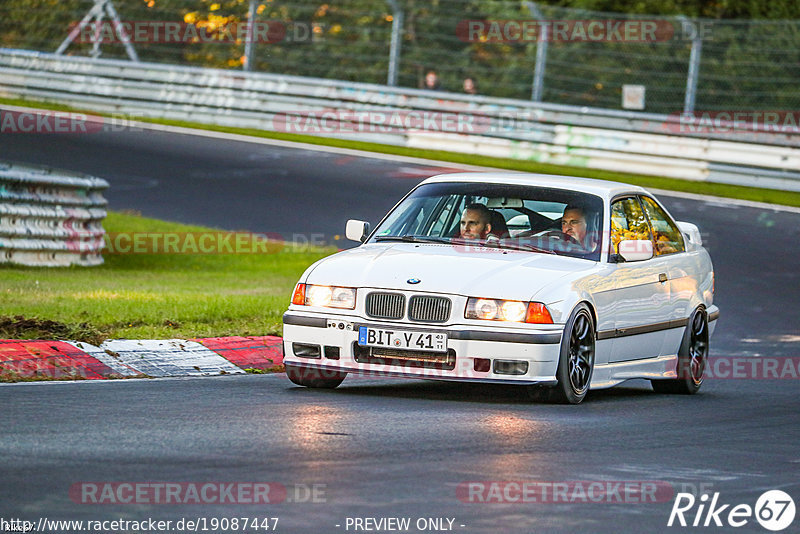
[1,161,108,266]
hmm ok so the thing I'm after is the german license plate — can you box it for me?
[358,326,447,353]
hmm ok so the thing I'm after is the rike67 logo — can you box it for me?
[668,490,795,531]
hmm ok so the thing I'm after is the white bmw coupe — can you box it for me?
[283,173,718,403]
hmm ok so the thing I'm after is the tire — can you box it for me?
[285,364,347,389]
[529,304,595,404]
[651,307,708,394]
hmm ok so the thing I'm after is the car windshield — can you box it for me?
[369,181,604,261]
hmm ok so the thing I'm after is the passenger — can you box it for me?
[459,203,493,239]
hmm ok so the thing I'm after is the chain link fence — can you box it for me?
[1,0,798,114]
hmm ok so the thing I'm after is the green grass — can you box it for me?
[3,95,800,207]
[0,211,335,342]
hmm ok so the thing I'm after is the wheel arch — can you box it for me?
[579,299,598,334]
[690,302,708,320]
[559,296,598,334]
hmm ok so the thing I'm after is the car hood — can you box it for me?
[305,243,594,301]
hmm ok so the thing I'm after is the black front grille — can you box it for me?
[365,292,405,320]
[353,343,456,371]
[408,295,451,323]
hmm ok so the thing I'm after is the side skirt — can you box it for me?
[589,354,679,390]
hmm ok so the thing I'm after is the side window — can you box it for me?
[610,197,652,253]
[640,196,685,255]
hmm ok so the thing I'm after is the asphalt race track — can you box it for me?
[1,128,799,534]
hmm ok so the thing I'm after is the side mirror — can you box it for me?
[345,220,370,243]
[617,240,653,262]
[677,221,702,246]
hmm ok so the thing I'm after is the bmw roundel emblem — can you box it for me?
[407,278,421,284]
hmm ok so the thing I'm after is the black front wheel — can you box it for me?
[530,304,595,404]
[285,364,347,389]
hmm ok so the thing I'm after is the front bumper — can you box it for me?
[282,311,562,385]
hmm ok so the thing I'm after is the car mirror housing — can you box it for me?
[345,220,370,243]
[618,239,653,262]
[677,221,702,246]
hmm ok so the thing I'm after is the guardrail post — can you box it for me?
[683,18,703,114]
[244,0,258,71]
[55,0,138,61]
[104,0,139,61]
[527,2,548,102]
[386,0,404,86]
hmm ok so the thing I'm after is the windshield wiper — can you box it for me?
[494,241,557,254]
[375,235,452,244]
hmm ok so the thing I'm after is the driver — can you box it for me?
[562,204,587,243]
[459,203,493,239]
[561,204,595,250]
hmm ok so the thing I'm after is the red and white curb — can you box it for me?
[0,336,283,381]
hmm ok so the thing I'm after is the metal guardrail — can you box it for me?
[0,161,108,267]
[1,48,799,191]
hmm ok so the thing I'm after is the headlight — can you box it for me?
[465,297,553,324]
[292,283,356,309]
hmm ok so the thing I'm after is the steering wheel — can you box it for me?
[532,229,582,246]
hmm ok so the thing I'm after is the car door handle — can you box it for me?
[659,273,668,283]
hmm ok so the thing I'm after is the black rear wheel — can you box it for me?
[651,307,708,394]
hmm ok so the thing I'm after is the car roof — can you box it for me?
[420,172,648,201]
